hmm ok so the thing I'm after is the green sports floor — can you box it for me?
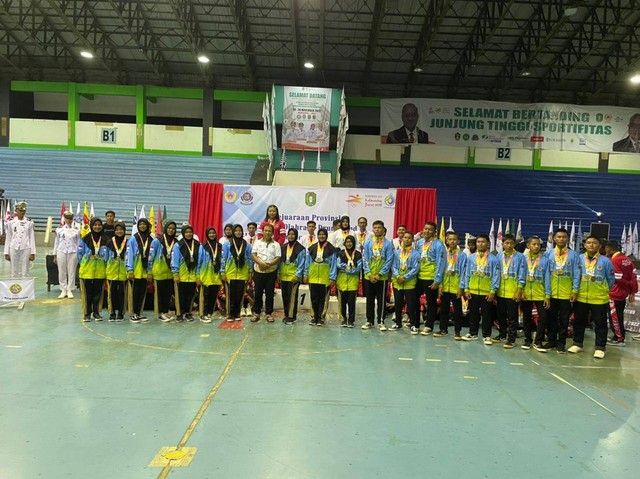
[1,260,639,479]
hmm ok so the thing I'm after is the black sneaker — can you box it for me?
[309,319,317,326]
[93,313,103,321]
[129,315,141,323]
[316,319,325,327]
[541,342,556,350]
[556,344,566,354]
[175,315,184,322]
[116,314,124,322]
[284,318,296,325]
[83,314,92,322]
[347,322,355,328]
[521,340,532,350]
[108,314,116,322]
[492,335,506,343]
[340,321,348,327]
[533,342,547,352]
[185,313,194,322]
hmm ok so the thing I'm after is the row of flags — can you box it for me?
[489,218,523,253]
[545,220,583,252]
[278,147,323,172]
[621,223,639,258]
[0,199,12,236]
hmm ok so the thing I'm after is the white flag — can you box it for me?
[90,202,95,219]
[547,220,554,251]
[569,221,576,250]
[132,205,138,236]
[316,148,321,172]
[505,219,510,237]
[621,224,627,254]
[626,223,633,255]
[300,149,305,171]
[496,219,503,253]
[279,148,287,170]
[515,219,523,243]
[489,219,496,253]
[633,222,639,258]
[447,217,453,232]
[139,205,146,220]
[263,95,274,180]
[0,278,36,302]
[564,221,568,231]
[271,84,277,148]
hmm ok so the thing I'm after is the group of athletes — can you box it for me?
[44,201,638,360]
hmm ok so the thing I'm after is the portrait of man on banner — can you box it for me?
[385,103,429,144]
[612,113,640,153]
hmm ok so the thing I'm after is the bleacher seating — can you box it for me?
[1,148,256,231]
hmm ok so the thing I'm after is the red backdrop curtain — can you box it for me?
[189,182,224,241]
[393,188,437,236]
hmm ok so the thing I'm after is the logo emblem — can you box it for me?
[384,194,395,206]
[240,191,254,205]
[224,191,237,203]
[346,194,362,205]
[9,283,22,295]
[305,192,317,207]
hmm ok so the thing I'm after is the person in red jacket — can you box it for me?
[604,241,638,345]
[257,204,287,245]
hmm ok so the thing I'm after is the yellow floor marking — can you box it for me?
[550,372,616,416]
[156,328,252,479]
[463,376,477,379]
[75,364,89,368]
[426,359,441,362]
[398,357,413,361]
[127,331,141,335]
[199,334,210,338]
[4,345,22,348]
[435,344,448,347]
[149,447,197,468]
[510,362,524,366]
[481,361,496,365]
[454,360,469,363]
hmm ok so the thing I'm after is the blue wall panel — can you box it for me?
[355,165,640,241]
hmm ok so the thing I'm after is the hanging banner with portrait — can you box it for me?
[281,86,332,152]
[380,98,640,153]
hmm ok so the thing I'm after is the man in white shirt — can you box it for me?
[244,222,257,247]
[300,220,318,249]
[355,216,373,253]
[53,211,80,298]
[250,223,281,322]
[392,225,407,250]
[4,201,36,278]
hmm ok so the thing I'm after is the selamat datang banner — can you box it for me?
[281,86,332,152]
[380,98,640,153]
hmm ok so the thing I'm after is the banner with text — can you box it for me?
[282,86,332,152]
[223,186,396,237]
[0,278,35,302]
[381,98,640,153]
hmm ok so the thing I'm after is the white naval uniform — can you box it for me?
[53,224,80,291]
[300,233,317,249]
[4,216,36,277]
[355,230,373,253]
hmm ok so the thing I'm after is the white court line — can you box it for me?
[398,357,413,361]
[550,372,616,416]
[426,358,442,362]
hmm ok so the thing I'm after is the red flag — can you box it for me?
[156,205,163,236]
[60,200,66,226]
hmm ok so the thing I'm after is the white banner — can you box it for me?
[0,278,35,302]
[282,86,331,152]
[223,186,396,238]
[381,98,640,153]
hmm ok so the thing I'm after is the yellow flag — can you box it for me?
[439,216,446,242]
[80,201,90,237]
[149,206,155,236]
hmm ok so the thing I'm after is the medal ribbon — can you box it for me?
[316,242,326,261]
[447,248,459,270]
[400,246,412,270]
[554,247,568,268]
[345,248,355,269]
[422,239,433,257]
[186,239,195,261]
[526,254,540,276]
[92,237,102,255]
[476,252,487,273]
[372,237,383,253]
[502,252,514,274]
[112,237,126,257]
[584,253,599,275]
[164,236,175,259]
[286,244,294,262]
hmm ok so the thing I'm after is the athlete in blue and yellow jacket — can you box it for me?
[171,224,200,320]
[414,221,447,333]
[390,231,421,331]
[105,221,127,321]
[125,218,153,322]
[495,234,527,344]
[438,231,467,338]
[336,234,362,327]
[279,228,306,324]
[197,227,223,322]
[77,217,109,321]
[361,220,395,329]
[148,220,177,321]
[520,236,551,349]
[220,224,253,320]
[304,228,337,325]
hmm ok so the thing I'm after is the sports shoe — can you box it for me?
[568,345,583,353]
[541,342,555,351]
[533,343,547,353]
[284,318,296,325]
[251,313,260,322]
[607,338,626,347]
[521,340,532,350]
[461,333,479,341]
[361,322,372,330]
[454,334,462,341]
[491,335,505,343]
[235,316,242,321]
[66,290,74,299]
[411,326,420,335]
[200,315,212,324]
[556,344,566,354]
[483,337,493,345]
[632,334,640,341]
[316,319,325,327]
[57,291,66,299]
[130,315,141,323]
[503,342,514,349]
[347,322,355,328]
[309,319,318,326]
[185,313,194,322]
[139,315,149,323]
[593,350,605,359]
[83,314,92,322]
[266,314,274,323]
[433,331,448,338]
[378,323,388,331]
[108,314,116,322]
[116,314,124,322]
[160,313,173,322]
[389,324,401,331]
[175,315,184,322]
[226,317,234,322]
[420,327,433,336]
[93,313,103,321]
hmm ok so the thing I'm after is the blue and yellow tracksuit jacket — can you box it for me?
[522,253,551,301]
[544,247,580,300]
[577,254,615,305]
[362,237,394,281]
[391,247,420,290]
[220,241,253,281]
[440,248,467,294]
[415,237,447,283]
[336,251,363,292]
[496,251,526,299]
[461,252,501,296]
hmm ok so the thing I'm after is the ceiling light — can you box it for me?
[521,70,531,77]
[413,66,423,73]
[304,61,314,69]
[198,55,210,64]
[80,51,94,59]
[564,7,578,17]
[630,74,640,85]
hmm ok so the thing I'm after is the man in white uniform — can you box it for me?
[4,202,36,278]
[53,211,80,298]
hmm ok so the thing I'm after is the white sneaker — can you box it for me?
[361,322,372,330]
[593,350,605,359]
[420,327,432,336]
[410,326,420,335]
[567,345,583,354]
[483,337,492,345]
[66,290,74,299]
[57,291,66,299]
[200,315,213,324]
[461,333,479,341]
[378,323,388,331]
[632,335,640,341]
[159,313,172,322]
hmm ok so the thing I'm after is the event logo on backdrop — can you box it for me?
[223,186,396,237]
[381,98,640,153]
[282,86,332,152]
